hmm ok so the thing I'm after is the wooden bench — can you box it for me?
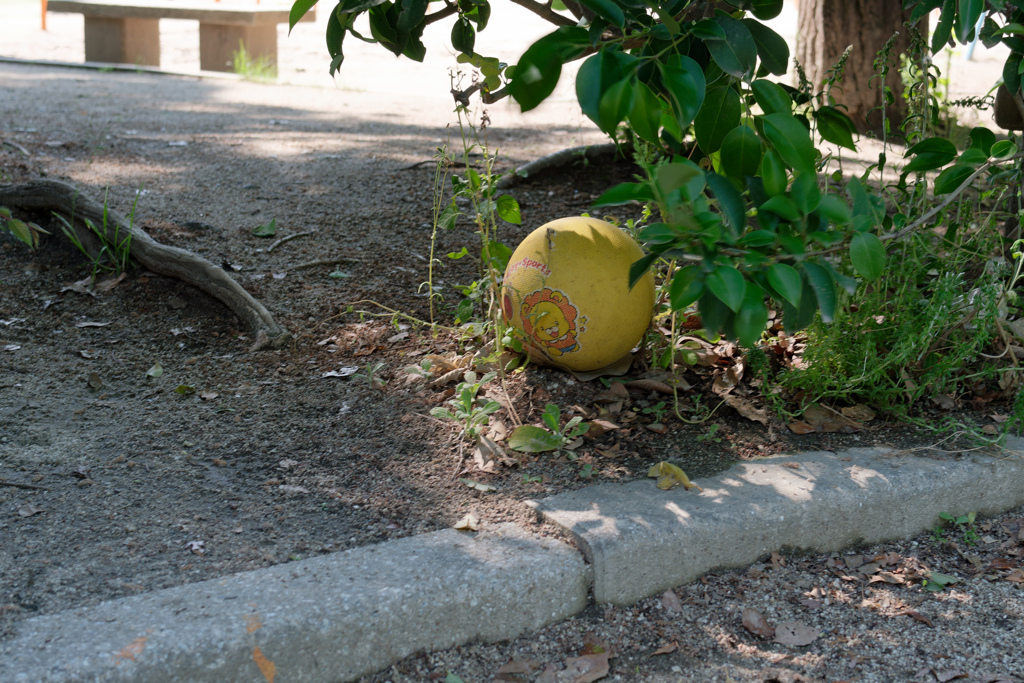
[46,0,313,73]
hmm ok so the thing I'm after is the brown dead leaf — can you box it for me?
[841,404,876,422]
[561,653,610,683]
[932,670,968,682]
[1004,568,1024,583]
[869,571,905,585]
[625,379,673,394]
[901,610,934,627]
[742,608,774,638]
[660,589,683,612]
[595,443,621,459]
[770,552,786,570]
[580,632,612,656]
[787,420,815,434]
[17,503,44,517]
[199,391,219,401]
[799,598,822,610]
[650,641,678,656]
[453,513,480,531]
[495,655,541,681]
[724,394,769,425]
[772,621,819,647]
[990,413,1010,423]
[584,419,620,438]
[931,394,958,410]
[93,272,128,293]
[803,403,863,433]
[646,423,669,434]
[535,664,560,683]
[473,436,507,473]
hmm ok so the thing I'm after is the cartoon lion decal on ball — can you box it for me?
[519,288,587,357]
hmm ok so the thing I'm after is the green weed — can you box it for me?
[232,41,277,81]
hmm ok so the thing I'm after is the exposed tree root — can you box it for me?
[495,142,630,189]
[0,179,291,351]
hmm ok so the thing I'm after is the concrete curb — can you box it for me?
[531,443,1024,605]
[4,444,1023,681]
[3,524,588,682]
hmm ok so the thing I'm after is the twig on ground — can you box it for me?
[267,231,313,253]
[289,257,364,271]
[0,480,48,491]
[495,143,629,188]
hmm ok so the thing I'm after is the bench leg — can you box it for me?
[198,23,277,73]
[84,17,161,67]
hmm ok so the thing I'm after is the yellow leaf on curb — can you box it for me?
[647,461,702,491]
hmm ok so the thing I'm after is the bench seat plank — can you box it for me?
[47,0,293,26]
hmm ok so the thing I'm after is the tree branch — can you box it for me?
[507,0,575,27]
[424,4,459,26]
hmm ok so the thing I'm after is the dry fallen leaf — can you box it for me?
[787,420,815,434]
[800,404,863,433]
[841,404,876,422]
[932,670,968,682]
[625,379,673,394]
[17,503,44,518]
[742,608,774,638]
[473,436,506,473]
[453,514,480,531]
[199,391,219,401]
[561,652,610,683]
[584,419,620,438]
[901,610,934,627]
[724,394,769,425]
[495,655,541,681]
[772,621,819,647]
[1004,568,1024,583]
[647,461,702,491]
[595,443,621,459]
[87,373,104,390]
[660,589,683,613]
[650,641,678,656]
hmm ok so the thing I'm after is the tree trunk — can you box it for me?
[796,0,915,135]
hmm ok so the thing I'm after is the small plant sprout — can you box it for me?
[932,511,980,546]
[430,371,501,439]
[0,206,49,249]
[507,403,590,458]
[696,424,722,444]
[352,362,386,390]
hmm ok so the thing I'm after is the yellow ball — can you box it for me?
[501,217,655,372]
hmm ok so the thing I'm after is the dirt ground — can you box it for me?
[2,5,1024,682]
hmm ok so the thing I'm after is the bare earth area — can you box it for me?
[1,4,1024,681]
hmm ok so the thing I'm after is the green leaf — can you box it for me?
[902,136,958,173]
[706,14,757,78]
[762,113,816,177]
[695,86,741,154]
[5,219,33,247]
[933,164,975,194]
[577,51,632,133]
[508,425,564,452]
[397,0,428,31]
[931,0,954,53]
[576,0,625,28]
[669,265,704,310]
[817,195,852,225]
[659,55,706,129]
[780,278,818,333]
[790,173,821,215]
[598,77,636,135]
[175,384,196,395]
[438,200,460,230]
[146,363,163,378]
[759,149,787,196]
[656,159,703,198]
[767,263,801,307]
[252,218,277,237]
[968,126,996,155]
[289,0,319,32]
[759,195,801,222]
[592,181,654,207]
[850,231,885,281]
[495,195,521,224]
[992,139,1018,159]
[690,19,725,40]
[750,79,791,115]
[509,27,589,111]
[751,0,783,20]
[705,171,746,240]
[846,176,881,227]
[741,19,789,76]
[629,252,659,289]
[629,80,662,144]
[815,106,857,151]
[1007,52,1024,96]
[734,286,768,348]
[720,125,763,181]
[801,261,836,323]
[698,290,733,338]
[451,16,475,55]
[707,265,746,313]
[958,147,989,165]
[957,0,984,43]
